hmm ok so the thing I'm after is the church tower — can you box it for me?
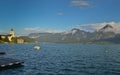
[10,28,15,37]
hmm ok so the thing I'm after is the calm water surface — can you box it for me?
[0,44,120,75]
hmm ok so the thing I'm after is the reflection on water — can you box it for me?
[0,44,120,75]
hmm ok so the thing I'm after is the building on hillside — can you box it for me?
[0,29,15,42]
[10,28,15,37]
[17,38,24,44]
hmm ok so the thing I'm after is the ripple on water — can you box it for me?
[0,44,120,75]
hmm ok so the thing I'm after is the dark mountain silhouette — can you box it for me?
[99,24,114,33]
[27,26,120,44]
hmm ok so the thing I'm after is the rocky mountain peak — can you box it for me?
[102,24,113,29]
[99,24,114,33]
[71,28,80,35]
[71,28,80,31]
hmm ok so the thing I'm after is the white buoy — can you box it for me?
[34,46,40,50]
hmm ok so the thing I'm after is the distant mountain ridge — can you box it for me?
[99,24,114,33]
[63,28,90,36]
[28,24,120,44]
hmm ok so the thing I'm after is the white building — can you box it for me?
[0,29,15,42]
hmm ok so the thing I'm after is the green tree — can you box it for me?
[11,37,17,43]
[2,36,9,42]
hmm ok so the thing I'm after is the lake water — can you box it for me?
[0,44,120,75]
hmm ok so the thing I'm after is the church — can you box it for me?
[0,29,15,42]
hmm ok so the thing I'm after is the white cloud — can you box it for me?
[13,22,120,36]
[58,12,63,16]
[24,27,62,33]
[71,0,90,7]
[76,22,120,33]
[14,27,63,36]
[24,27,43,32]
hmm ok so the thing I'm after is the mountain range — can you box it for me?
[28,24,120,44]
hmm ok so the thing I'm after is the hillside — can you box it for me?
[28,24,120,44]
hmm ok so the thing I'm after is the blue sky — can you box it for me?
[0,0,120,35]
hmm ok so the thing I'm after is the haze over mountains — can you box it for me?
[79,22,120,34]
[28,22,120,44]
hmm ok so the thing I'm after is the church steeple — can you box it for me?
[10,28,15,37]
[11,28,14,31]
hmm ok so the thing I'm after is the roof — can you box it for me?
[10,28,14,31]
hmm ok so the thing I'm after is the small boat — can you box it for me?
[34,46,40,50]
[0,58,24,69]
[0,51,5,55]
